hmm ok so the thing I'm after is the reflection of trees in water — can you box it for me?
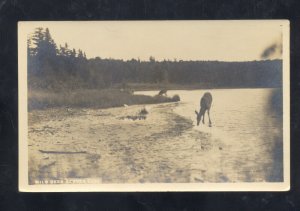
[269,88,283,117]
[266,88,283,182]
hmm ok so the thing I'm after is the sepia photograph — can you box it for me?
[18,20,290,192]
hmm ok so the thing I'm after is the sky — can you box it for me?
[22,21,285,61]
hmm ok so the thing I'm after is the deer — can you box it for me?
[195,92,212,127]
[158,89,167,96]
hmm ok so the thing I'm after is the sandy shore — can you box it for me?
[28,101,267,184]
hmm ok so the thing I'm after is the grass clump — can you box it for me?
[139,107,149,115]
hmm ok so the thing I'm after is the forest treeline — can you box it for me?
[28,27,282,91]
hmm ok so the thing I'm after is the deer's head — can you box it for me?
[195,110,201,126]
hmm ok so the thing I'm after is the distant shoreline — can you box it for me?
[125,83,282,91]
[28,86,281,111]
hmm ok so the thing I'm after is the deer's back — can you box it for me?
[201,92,212,108]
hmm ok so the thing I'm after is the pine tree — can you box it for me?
[149,56,155,62]
[30,27,44,56]
[59,45,66,56]
[78,49,83,58]
[44,28,58,57]
[71,48,76,57]
[64,43,72,57]
[27,37,35,57]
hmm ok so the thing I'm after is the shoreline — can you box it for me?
[28,102,209,184]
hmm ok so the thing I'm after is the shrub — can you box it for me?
[139,107,149,115]
[172,94,180,102]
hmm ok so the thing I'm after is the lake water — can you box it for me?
[136,88,283,182]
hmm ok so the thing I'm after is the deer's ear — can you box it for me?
[195,110,198,115]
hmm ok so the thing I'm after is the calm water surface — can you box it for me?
[136,88,283,182]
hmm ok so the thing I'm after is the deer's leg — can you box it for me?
[202,110,206,124]
[208,109,212,126]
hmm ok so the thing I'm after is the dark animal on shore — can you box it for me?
[195,92,212,127]
[158,89,167,96]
